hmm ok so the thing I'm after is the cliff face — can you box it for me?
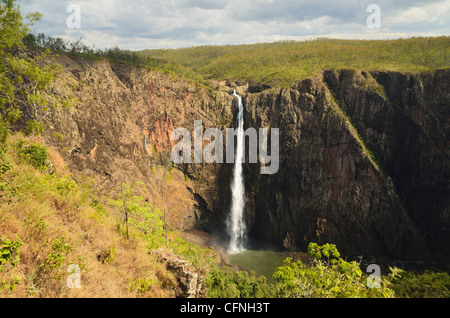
[323,69,450,261]
[230,69,449,263]
[34,54,234,231]
[34,54,449,263]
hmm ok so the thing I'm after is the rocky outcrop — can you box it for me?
[31,53,449,265]
[151,249,206,298]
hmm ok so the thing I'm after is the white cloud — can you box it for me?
[384,0,450,24]
[18,0,450,50]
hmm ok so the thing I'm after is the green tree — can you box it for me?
[272,243,401,298]
[112,182,164,245]
[206,266,275,298]
[390,270,450,298]
[0,0,59,134]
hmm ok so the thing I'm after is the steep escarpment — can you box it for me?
[27,54,234,232]
[28,54,449,265]
[212,76,423,260]
[323,69,450,262]
[223,69,449,264]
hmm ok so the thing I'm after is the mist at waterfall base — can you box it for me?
[224,90,284,280]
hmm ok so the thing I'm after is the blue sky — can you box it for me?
[18,0,450,50]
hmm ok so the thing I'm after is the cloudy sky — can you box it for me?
[18,0,450,50]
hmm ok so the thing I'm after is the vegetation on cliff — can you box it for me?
[1,0,449,299]
[0,133,221,297]
[206,242,450,298]
[0,1,218,297]
[0,0,61,136]
[2,134,448,298]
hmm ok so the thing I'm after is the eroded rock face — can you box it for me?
[231,76,419,259]
[152,249,206,298]
[36,54,234,232]
[234,69,449,263]
[323,69,450,263]
[34,53,449,264]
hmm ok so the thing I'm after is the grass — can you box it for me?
[140,37,450,87]
[0,133,220,297]
[323,85,380,169]
[3,35,450,297]
[29,34,449,88]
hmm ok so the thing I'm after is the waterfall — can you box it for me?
[228,89,246,253]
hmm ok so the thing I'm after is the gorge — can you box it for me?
[26,54,450,270]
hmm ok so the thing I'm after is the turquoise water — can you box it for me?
[226,249,285,282]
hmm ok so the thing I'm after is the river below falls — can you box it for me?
[178,230,440,280]
[226,249,285,282]
[178,230,312,282]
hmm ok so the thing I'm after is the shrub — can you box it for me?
[206,266,275,298]
[0,121,9,147]
[0,158,11,174]
[55,176,76,196]
[0,235,24,293]
[16,139,49,169]
[129,277,157,295]
[272,243,400,298]
[390,270,450,298]
[0,235,24,271]
[36,236,73,282]
[23,120,45,136]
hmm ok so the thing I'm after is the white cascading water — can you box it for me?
[228,89,246,253]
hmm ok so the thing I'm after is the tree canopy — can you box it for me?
[0,0,59,137]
